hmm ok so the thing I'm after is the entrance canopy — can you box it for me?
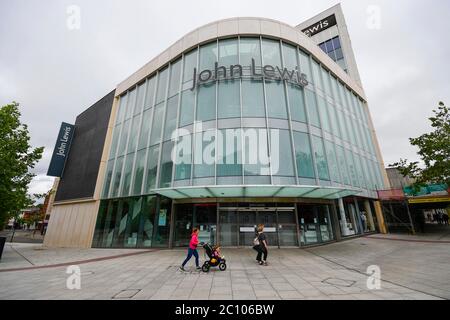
[152,185,361,200]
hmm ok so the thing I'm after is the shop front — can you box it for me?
[93,196,344,249]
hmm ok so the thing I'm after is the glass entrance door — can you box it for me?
[194,204,217,245]
[219,209,238,246]
[173,204,193,247]
[277,209,298,246]
[239,210,256,247]
[218,204,298,247]
[257,210,278,247]
[173,204,217,247]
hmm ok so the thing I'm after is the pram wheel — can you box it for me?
[219,262,227,271]
[202,262,210,273]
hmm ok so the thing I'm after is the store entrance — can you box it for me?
[173,204,217,247]
[238,209,278,247]
[218,205,298,247]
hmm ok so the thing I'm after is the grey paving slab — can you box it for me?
[1,233,448,300]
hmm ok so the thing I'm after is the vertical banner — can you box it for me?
[47,122,75,177]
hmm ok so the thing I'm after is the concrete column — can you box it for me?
[364,200,375,231]
[374,201,388,234]
[338,198,350,236]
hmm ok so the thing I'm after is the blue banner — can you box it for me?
[47,122,75,177]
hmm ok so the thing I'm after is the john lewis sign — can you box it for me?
[47,122,75,177]
[191,58,309,90]
[302,14,337,37]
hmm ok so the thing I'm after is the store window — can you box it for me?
[135,82,146,116]
[218,80,240,119]
[159,141,174,188]
[125,89,136,121]
[196,82,216,122]
[312,135,330,181]
[153,197,172,247]
[293,131,315,179]
[102,160,114,198]
[110,156,124,197]
[145,145,159,192]
[128,114,140,152]
[121,153,134,196]
[271,129,294,177]
[317,95,331,133]
[138,196,157,247]
[305,89,321,128]
[193,130,215,178]
[179,90,195,127]
[117,119,130,156]
[168,59,182,97]
[287,84,307,123]
[261,38,282,66]
[144,76,156,110]
[182,49,198,86]
[265,81,288,119]
[163,95,179,141]
[174,133,192,181]
[156,67,168,104]
[217,129,242,177]
[242,79,265,118]
[324,140,340,183]
[138,109,151,150]
[116,95,127,125]
[132,149,146,195]
[149,104,164,146]
[298,204,333,245]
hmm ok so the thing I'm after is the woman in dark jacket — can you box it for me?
[254,224,268,266]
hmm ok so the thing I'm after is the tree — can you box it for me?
[0,102,44,230]
[390,101,450,189]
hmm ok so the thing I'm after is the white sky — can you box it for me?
[1,0,449,195]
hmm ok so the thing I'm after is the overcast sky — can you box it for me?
[1,0,449,196]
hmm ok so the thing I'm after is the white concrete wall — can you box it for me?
[44,201,99,248]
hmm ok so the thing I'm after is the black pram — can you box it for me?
[201,243,227,272]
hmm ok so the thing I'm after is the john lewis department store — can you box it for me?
[44,9,390,249]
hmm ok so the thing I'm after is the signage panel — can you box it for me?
[302,14,337,37]
[47,122,75,177]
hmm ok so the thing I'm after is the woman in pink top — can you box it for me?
[180,228,201,271]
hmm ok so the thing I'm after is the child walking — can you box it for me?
[180,228,201,271]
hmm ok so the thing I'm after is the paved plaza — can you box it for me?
[1,231,449,300]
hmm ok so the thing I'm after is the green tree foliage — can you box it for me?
[0,102,44,230]
[390,102,450,188]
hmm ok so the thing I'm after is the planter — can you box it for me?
[0,236,6,260]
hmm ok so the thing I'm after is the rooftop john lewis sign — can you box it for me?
[47,122,75,177]
[191,58,309,90]
[302,14,337,37]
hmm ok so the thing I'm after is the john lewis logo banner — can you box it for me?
[302,14,337,37]
[47,122,75,177]
[191,58,309,90]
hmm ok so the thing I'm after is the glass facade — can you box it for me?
[94,35,386,249]
[102,36,385,199]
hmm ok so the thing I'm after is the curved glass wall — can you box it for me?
[102,36,386,200]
